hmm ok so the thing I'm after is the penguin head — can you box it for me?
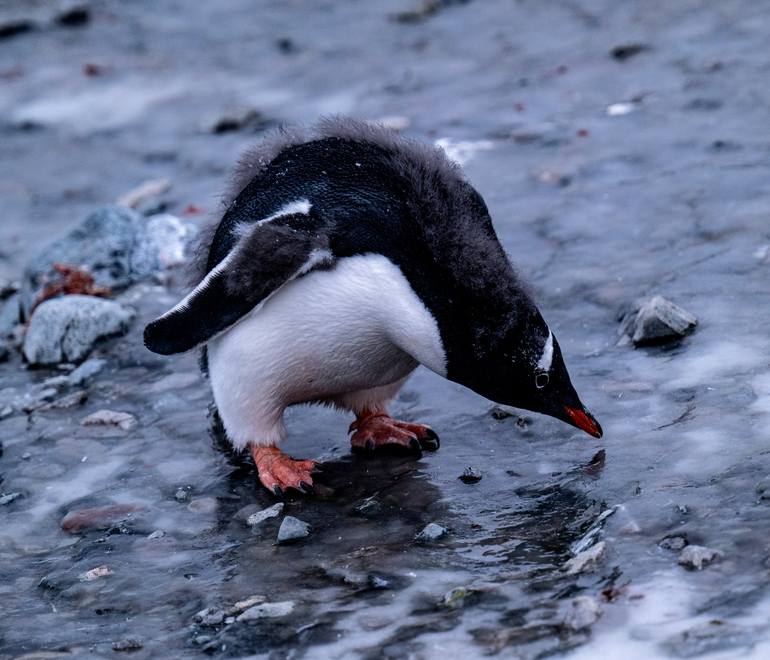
[458,308,603,438]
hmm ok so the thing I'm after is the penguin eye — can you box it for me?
[535,372,549,389]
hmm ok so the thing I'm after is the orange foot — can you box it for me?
[250,445,317,497]
[349,412,440,456]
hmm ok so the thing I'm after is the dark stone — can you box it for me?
[611,43,650,61]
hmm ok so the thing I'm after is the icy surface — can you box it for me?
[2,1,770,658]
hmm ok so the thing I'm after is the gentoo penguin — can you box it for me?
[144,117,602,496]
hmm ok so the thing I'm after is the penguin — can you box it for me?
[144,117,602,496]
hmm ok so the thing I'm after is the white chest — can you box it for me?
[206,254,446,445]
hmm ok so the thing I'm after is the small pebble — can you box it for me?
[79,565,112,581]
[0,492,22,505]
[194,607,225,627]
[246,502,283,527]
[564,541,606,575]
[415,522,447,543]
[237,601,294,621]
[81,409,137,431]
[678,544,723,570]
[277,516,311,543]
[564,596,602,631]
[175,486,192,502]
[112,639,142,652]
[659,534,688,551]
[21,452,31,460]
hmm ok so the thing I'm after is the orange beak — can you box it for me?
[564,406,603,438]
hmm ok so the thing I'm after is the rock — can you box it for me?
[354,496,382,517]
[194,607,226,626]
[415,522,447,543]
[0,405,13,420]
[60,503,139,533]
[237,601,294,621]
[79,565,112,581]
[209,109,270,134]
[277,516,311,543]
[607,102,635,116]
[0,279,19,299]
[564,541,606,575]
[21,205,193,317]
[246,502,284,527]
[459,467,482,484]
[618,296,697,347]
[0,492,23,505]
[564,596,602,631]
[442,586,472,608]
[756,477,770,500]
[678,544,723,570]
[68,358,106,386]
[81,409,137,431]
[36,390,88,411]
[147,530,166,539]
[23,296,135,365]
[611,43,650,61]
[491,405,514,419]
[56,4,91,27]
[227,594,267,615]
[111,639,142,652]
[0,19,35,40]
[659,534,688,551]
[174,486,192,502]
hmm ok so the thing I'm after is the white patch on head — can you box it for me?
[232,199,312,236]
[537,329,554,372]
[207,254,447,449]
[255,199,311,226]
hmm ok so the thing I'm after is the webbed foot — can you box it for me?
[250,445,317,497]
[349,412,440,455]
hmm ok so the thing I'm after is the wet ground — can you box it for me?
[2,1,770,658]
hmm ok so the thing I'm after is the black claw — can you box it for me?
[409,437,423,455]
[299,481,315,495]
[365,439,375,452]
[419,429,440,452]
[272,485,284,498]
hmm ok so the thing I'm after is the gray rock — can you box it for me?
[246,502,284,527]
[36,390,88,411]
[194,607,226,626]
[68,358,106,386]
[659,534,688,551]
[236,601,294,621]
[459,467,482,484]
[564,541,606,575]
[0,405,13,420]
[564,596,602,631]
[415,522,448,543]
[81,409,137,431]
[112,639,142,652]
[174,486,193,502]
[21,205,192,317]
[619,296,697,346]
[0,492,23,505]
[23,296,135,365]
[277,516,311,543]
[678,544,723,570]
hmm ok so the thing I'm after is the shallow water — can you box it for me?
[2,1,770,658]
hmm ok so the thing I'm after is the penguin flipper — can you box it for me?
[144,218,332,355]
